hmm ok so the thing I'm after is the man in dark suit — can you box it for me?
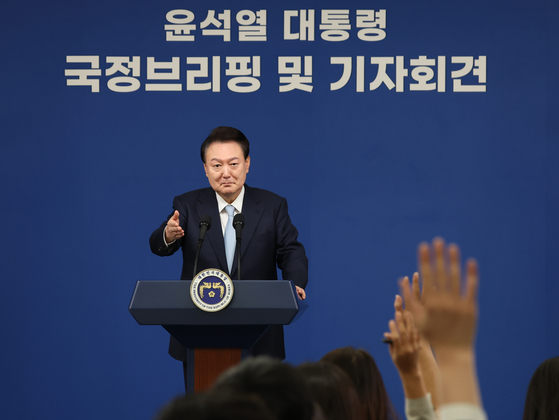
[149,126,308,370]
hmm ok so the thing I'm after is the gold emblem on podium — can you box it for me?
[190,269,234,312]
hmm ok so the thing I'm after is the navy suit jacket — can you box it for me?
[149,184,308,361]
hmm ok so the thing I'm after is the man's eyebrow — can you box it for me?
[210,156,240,162]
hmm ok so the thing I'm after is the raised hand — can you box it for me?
[400,237,482,408]
[384,305,427,400]
[401,238,479,352]
[396,273,442,409]
[165,210,185,244]
[385,310,421,375]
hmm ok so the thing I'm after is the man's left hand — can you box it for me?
[295,286,306,300]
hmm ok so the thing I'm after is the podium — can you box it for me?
[129,280,306,391]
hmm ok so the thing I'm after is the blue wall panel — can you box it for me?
[1,1,557,419]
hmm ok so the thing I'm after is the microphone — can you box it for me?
[233,213,244,280]
[198,214,212,244]
[193,215,212,278]
[233,213,244,240]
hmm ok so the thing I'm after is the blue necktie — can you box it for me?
[224,205,235,273]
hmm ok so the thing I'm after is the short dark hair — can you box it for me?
[154,393,206,420]
[200,126,250,163]
[212,356,313,420]
[523,356,559,420]
[155,390,277,420]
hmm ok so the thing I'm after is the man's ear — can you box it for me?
[204,163,209,178]
[245,156,250,173]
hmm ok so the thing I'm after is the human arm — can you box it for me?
[275,196,308,290]
[396,273,442,411]
[400,238,484,418]
[164,210,184,244]
[149,198,187,256]
[384,309,427,400]
[385,305,436,420]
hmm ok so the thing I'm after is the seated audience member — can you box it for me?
[297,361,366,420]
[321,347,401,420]
[211,356,314,420]
[155,392,206,420]
[523,356,559,420]
[155,390,277,420]
[400,237,486,420]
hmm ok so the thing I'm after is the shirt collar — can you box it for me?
[215,185,245,213]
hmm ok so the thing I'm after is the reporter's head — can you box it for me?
[212,356,313,420]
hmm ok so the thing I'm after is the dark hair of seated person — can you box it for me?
[154,389,277,420]
[211,356,314,420]
[523,356,559,420]
[321,347,401,420]
[155,393,205,420]
[297,361,366,420]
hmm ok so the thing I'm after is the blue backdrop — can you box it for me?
[1,1,558,419]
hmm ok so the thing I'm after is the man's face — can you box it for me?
[204,141,250,203]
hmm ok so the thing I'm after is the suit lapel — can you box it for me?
[197,185,263,278]
[196,188,228,273]
[232,185,264,277]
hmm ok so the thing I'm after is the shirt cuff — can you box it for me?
[405,393,436,420]
[163,227,176,246]
[438,403,487,420]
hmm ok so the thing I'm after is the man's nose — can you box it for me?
[222,166,230,177]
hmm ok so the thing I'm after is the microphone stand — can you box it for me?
[193,216,211,278]
[233,213,244,281]
[236,236,242,280]
[193,241,202,279]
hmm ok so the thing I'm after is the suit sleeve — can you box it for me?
[275,197,308,289]
[149,196,188,256]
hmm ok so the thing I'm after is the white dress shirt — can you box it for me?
[215,186,245,235]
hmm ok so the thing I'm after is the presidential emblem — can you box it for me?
[190,269,234,312]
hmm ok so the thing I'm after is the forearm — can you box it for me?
[418,338,442,410]
[435,347,482,407]
[278,252,308,287]
[275,199,308,287]
[399,368,428,400]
